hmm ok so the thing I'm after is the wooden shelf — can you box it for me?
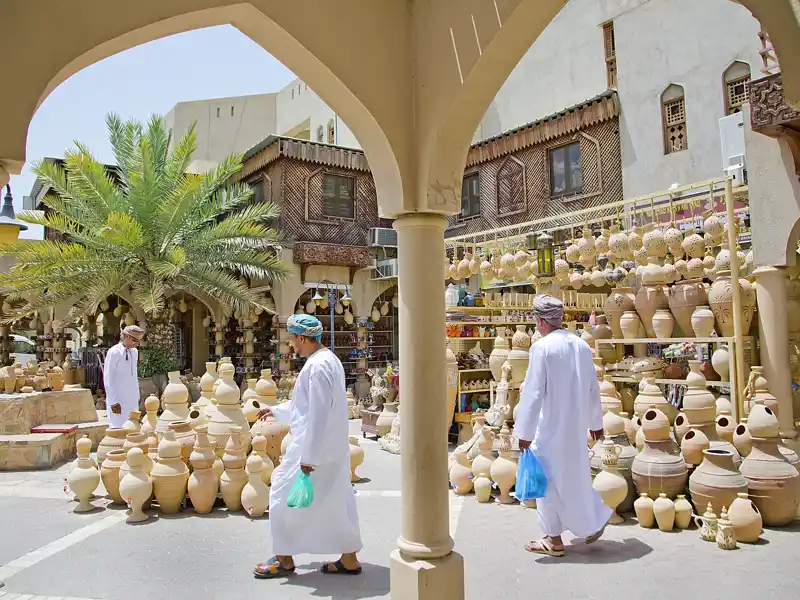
[460,388,491,393]
[459,368,491,373]
[609,376,730,387]
[596,337,746,345]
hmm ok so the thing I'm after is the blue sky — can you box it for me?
[10,25,295,239]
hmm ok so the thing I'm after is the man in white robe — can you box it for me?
[254,314,362,579]
[102,325,145,429]
[514,295,610,557]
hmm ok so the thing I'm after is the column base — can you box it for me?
[390,550,465,600]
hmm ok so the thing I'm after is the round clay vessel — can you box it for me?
[101,449,127,505]
[716,412,736,443]
[740,436,800,526]
[150,430,189,514]
[241,454,270,517]
[97,428,127,464]
[681,428,710,466]
[651,309,674,339]
[634,493,655,528]
[641,407,671,441]
[473,476,492,503]
[744,366,780,417]
[682,361,716,424]
[590,426,638,514]
[690,306,715,338]
[251,415,290,466]
[635,283,670,338]
[68,442,100,513]
[168,420,196,466]
[708,270,756,337]
[689,449,748,515]
[636,384,676,424]
[674,413,689,443]
[748,404,780,439]
[734,421,753,457]
[674,494,693,529]
[653,493,675,531]
[208,362,251,456]
[632,438,687,499]
[489,329,510,381]
[727,493,762,543]
[491,450,518,504]
[711,344,731,381]
[668,278,707,337]
[118,448,153,523]
[604,288,636,339]
[449,451,474,495]
[619,310,643,340]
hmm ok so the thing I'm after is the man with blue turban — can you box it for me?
[253,313,363,579]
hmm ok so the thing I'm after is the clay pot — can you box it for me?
[250,435,275,486]
[349,437,365,483]
[189,408,208,430]
[592,438,628,523]
[255,369,277,405]
[620,387,636,416]
[674,413,690,443]
[220,426,248,511]
[140,395,160,448]
[681,428,710,466]
[682,229,705,259]
[491,450,518,504]
[150,430,189,514]
[734,421,753,457]
[474,476,492,503]
[122,410,141,432]
[101,449,127,505]
[636,382,677,424]
[653,493,675,531]
[632,437,687,499]
[727,493,762,543]
[119,448,153,523]
[635,283,669,338]
[716,394,733,416]
[508,326,531,385]
[489,329,510,381]
[741,436,800,526]
[643,224,667,258]
[744,366,780,417]
[682,361,716,424]
[376,402,399,436]
[651,309,674,339]
[241,454,270,517]
[449,451,474,495]
[600,377,622,415]
[711,344,731,381]
[691,306,715,338]
[620,311,643,340]
[604,287,636,338]
[664,362,688,380]
[668,279,708,337]
[199,362,218,395]
[97,428,127,464]
[68,438,100,513]
[188,425,219,514]
[689,449,748,515]
[208,362,251,456]
[674,494,693,529]
[251,415,290,466]
[168,420,196,467]
[634,493,655,528]
[641,407,671,440]
[716,412,736,443]
[749,404,780,438]
[120,433,153,480]
[708,270,757,337]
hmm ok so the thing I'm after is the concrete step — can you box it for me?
[0,420,108,470]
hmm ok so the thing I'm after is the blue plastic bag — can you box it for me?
[287,472,315,508]
[515,448,547,501]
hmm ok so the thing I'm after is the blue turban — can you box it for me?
[287,314,324,341]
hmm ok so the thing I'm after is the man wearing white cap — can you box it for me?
[103,325,145,429]
[514,295,609,557]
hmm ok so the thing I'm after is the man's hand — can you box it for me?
[518,439,531,451]
[110,403,122,415]
[589,428,604,442]
[257,407,273,421]
[301,464,314,475]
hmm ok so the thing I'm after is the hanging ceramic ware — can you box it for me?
[703,211,724,241]
[681,229,705,259]
[578,227,597,260]
[628,227,643,252]
[608,222,629,260]
[344,309,354,325]
[642,223,667,258]
[569,271,584,290]
[565,240,581,264]
[479,257,493,278]
[371,306,381,322]
[305,300,317,314]
[457,251,472,279]
[595,227,610,255]
[513,247,529,268]
[468,251,480,275]
[380,301,390,316]
[448,260,460,281]
[334,301,344,314]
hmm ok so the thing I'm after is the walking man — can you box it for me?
[514,295,610,557]
[103,325,145,429]
[254,314,362,578]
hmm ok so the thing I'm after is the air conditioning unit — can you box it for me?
[719,113,747,185]
[369,227,397,248]
[372,258,399,280]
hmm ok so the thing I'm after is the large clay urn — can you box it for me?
[604,287,636,338]
[489,328,510,381]
[119,448,153,523]
[97,427,127,464]
[168,420,196,467]
[632,409,687,499]
[667,279,707,337]
[708,270,757,337]
[101,449,127,505]
[508,325,531,384]
[241,454,270,517]
[619,311,643,340]
[220,426,248,512]
[689,449,748,515]
[727,493,762,543]
[449,450,474,495]
[251,414,289,466]
[150,430,189,514]
[592,437,628,523]
[156,371,190,434]
[634,378,676,423]
[188,424,219,514]
[691,306,715,338]
[635,281,669,338]
[208,362,251,457]
[68,437,100,513]
[376,401,399,436]
[682,361,716,424]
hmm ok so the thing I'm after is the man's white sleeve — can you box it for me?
[513,344,546,442]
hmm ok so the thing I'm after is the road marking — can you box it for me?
[0,486,66,500]
[353,489,401,498]
[449,494,465,538]
[0,512,126,583]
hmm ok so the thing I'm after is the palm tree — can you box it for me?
[0,113,287,356]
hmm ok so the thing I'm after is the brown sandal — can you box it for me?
[525,538,565,557]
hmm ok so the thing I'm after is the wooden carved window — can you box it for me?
[248,174,271,205]
[603,21,617,88]
[327,119,335,144]
[460,173,481,219]
[496,156,526,217]
[549,141,583,197]
[662,84,687,154]
[723,61,751,115]
[322,173,355,219]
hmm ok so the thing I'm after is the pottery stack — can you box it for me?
[632,408,688,499]
[156,371,191,434]
[208,362,251,457]
[593,411,638,513]
[194,362,217,417]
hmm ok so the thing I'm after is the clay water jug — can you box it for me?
[668,279,707,337]
[635,379,676,423]
[119,448,153,523]
[711,344,731,381]
[120,433,153,480]
[490,426,517,504]
[189,408,208,430]
[168,420,196,467]
[241,379,259,417]
[241,454,270,517]
[734,420,753,457]
[450,451,474,495]
[68,437,100,513]
[188,425,219,514]
[744,367,780,417]
[716,412,736,443]
[651,309,674,339]
[508,326,531,384]
[674,413,690,443]
[708,270,756,337]
[619,310,643,340]
[489,329,510,381]
[150,430,189,514]
[140,395,160,449]
[632,417,687,498]
[682,361,716,424]
[592,437,627,523]
[101,449,127,505]
[653,493,675,531]
[690,306,715,338]
[97,427,127,464]
[604,287,636,338]
[250,435,275,486]
[242,389,262,424]
[122,410,141,432]
[255,368,277,405]
[208,362,251,457]
[674,494,693,529]
[635,280,669,338]
[634,493,655,528]
[349,437,365,483]
[689,449,748,514]
[156,371,190,434]
[251,413,288,467]
[681,428,710,466]
[474,476,492,503]
[220,426,248,511]
[741,431,800,526]
[727,493,762,543]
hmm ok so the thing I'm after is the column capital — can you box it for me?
[392,213,449,232]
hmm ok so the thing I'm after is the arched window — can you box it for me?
[316,124,324,142]
[723,61,751,115]
[327,119,335,144]
[661,84,687,154]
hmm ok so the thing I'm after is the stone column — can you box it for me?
[753,266,796,434]
[390,214,464,600]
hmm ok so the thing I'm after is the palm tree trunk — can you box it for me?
[143,318,178,365]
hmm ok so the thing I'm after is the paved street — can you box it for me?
[1,421,799,600]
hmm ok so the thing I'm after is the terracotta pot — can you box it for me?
[734,421,753,457]
[690,306,715,338]
[711,344,731,381]
[667,279,707,337]
[188,425,222,514]
[604,287,636,339]
[349,437,365,483]
[490,450,518,504]
[664,362,687,380]
[635,382,676,424]
[241,454,270,517]
[641,407,671,440]
[118,448,153,523]
[634,283,669,338]
[651,309,674,339]
[101,449,127,505]
[716,412,736,443]
[634,493,655,528]
[255,369,277,405]
[489,329,510,381]
[741,436,800,526]
[700,360,720,382]
[674,494,693,529]
[249,435,275,486]
[199,362,218,395]
[708,270,756,337]
[599,376,622,415]
[168,420,196,466]
[376,402,399,436]
[620,387,636,416]
[749,404,780,438]
[449,451,474,495]
[473,476,492,503]
[716,394,733,416]
[682,360,716,424]
[592,439,628,524]
[68,438,100,513]
[208,362,251,456]
[140,395,160,448]
[120,433,153,480]
[689,449,748,515]
[653,493,675,531]
[681,428,710,466]
[150,430,189,514]
[727,493,762,543]
[251,415,290,466]
[156,371,190,434]
[220,426,247,511]
[643,224,667,258]
[620,311,643,340]
[744,366,780,417]
[632,438,687,499]
[591,423,638,514]
[97,428,127,464]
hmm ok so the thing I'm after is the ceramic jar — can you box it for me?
[674,413,690,442]
[592,437,628,523]
[716,412,737,443]
[255,369,277,405]
[632,437,687,500]
[449,451,474,495]
[187,424,219,514]
[140,395,160,448]
[599,376,622,415]
[490,447,518,504]
[155,371,191,434]
[199,361,218,397]
[682,229,705,259]
[241,380,260,423]
[651,309,674,339]
[691,306,715,338]
[68,437,100,513]
[376,402,399,436]
[653,493,675,531]
[220,426,248,511]
[741,435,800,526]
[150,430,189,514]
[635,283,669,338]
[711,344,731,381]
[101,449,127,505]
[251,415,290,466]
[620,311,643,340]
[349,437,365,483]
[508,326,531,385]
[120,433,153,480]
[122,410,141,432]
[489,329,510,381]
[634,493,655,528]
[97,427,127,464]
[635,380,676,423]
[208,362,251,457]
[682,361,717,424]
[681,428,710,466]
[604,287,636,338]
[643,224,667,258]
[674,494,693,529]
[241,454,270,517]
[744,366,780,417]
[689,449,748,514]
[727,493,762,543]
[118,448,153,523]
[708,270,757,337]
[734,421,753,457]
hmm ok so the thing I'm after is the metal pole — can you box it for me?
[724,177,746,420]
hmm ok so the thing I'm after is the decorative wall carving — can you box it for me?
[750,73,800,135]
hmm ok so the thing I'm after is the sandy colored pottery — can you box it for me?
[168,420,196,467]
[349,437,365,483]
[651,309,674,339]
[620,412,637,447]
[689,449,748,515]
[68,437,100,513]
[634,493,655,528]
[620,386,636,416]
[220,426,248,511]
[600,376,622,415]
[592,437,628,523]
[122,410,141,432]
[200,362,218,394]
[716,412,736,443]
[727,493,762,543]
[748,404,780,438]
[376,401,399,436]
[241,380,260,422]
[716,394,733,416]
[682,361,716,424]
[632,437,687,499]
[681,428,710,466]
[668,278,708,337]
[97,427,127,464]
[640,406,671,441]
[741,435,800,526]
[250,435,275,485]
[255,369,277,405]
[643,224,667,258]
[682,229,705,259]
[151,429,189,514]
[120,433,153,480]
[653,493,675,531]
[603,287,636,339]
[635,381,676,424]
[674,413,689,443]
[641,257,666,286]
[674,494,692,529]
[711,344,731,381]
[474,476,492,503]
[156,371,190,434]
[119,448,153,523]
[708,270,756,337]
[734,421,753,457]
[489,329,510,381]
[101,449,127,505]
[634,283,669,338]
[744,366,780,417]
[208,362,251,457]
[250,414,290,466]
[620,311,643,341]
[241,454,270,517]
[506,326,531,385]
[449,451,474,495]
[490,449,518,504]
[189,408,208,430]
[140,395,160,448]
[690,306,715,338]
[188,425,219,514]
